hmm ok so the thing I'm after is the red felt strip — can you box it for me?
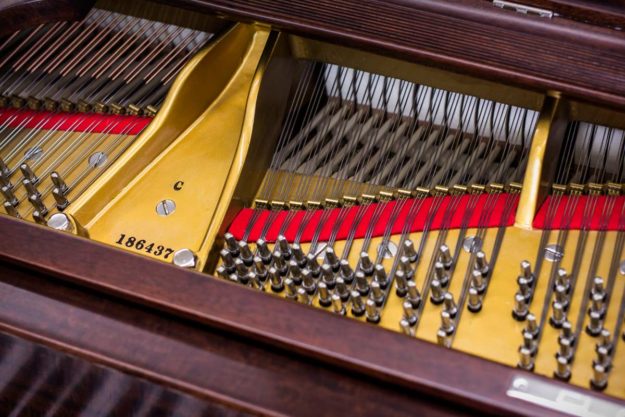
[228,193,518,243]
[533,195,625,230]
[0,108,151,135]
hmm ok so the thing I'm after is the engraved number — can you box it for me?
[115,234,174,259]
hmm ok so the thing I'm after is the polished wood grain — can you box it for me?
[521,0,625,27]
[0,215,620,416]
[161,0,625,110]
[0,0,94,36]
[0,262,472,417]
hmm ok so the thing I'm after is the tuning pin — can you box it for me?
[351,291,365,316]
[269,267,284,292]
[550,302,566,328]
[359,252,374,276]
[355,271,370,295]
[430,279,445,304]
[23,179,40,198]
[554,356,571,381]
[555,268,570,293]
[254,256,268,281]
[256,238,272,264]
[591,277,606,300]
[306,253,321,277]
[370,281,384,305]
[0,157,10,177]
[402,301,418,326]
[248,272,263,290]
[325,246,340,271]
[301,268,316,294]
[223,232,239,257]
[443,292,458,318]
[525,313,540,338]
[406,280,421,308]
[365,298,380,323]
[276,235,292,259]
[395,270,408,296]
[434,261,450,288]
[586,311,603,337]
[517,276,532,301]
[28,193,47,215]
[560,320,574,342]
[339,259,354,284]
[20,163,38,184]
[272,251,288,276]
[437,329,452,348]
[32,210,46,224]
[513,293,529,321]
[317,282,331,307]
[1,185,18,206]
[51,188,69,210]
[554,284,569,310]
[285,278,297,299]
[590,293,606,318]
[440,311,455,335]
[297,287,310,304]
[402,239,418,263]
[598,329,613,353]
[557,337,573,362]
[594,346,612,369]
[474,251,489,276]
[220,249,236,273]
[3,201,19,217]
[519,260,534,286]
[238,241,254,266]
[471,269,486,294]
[0,170,12,189]
[216,265,229,280]
[518,347,534,371]
[335,277,349,301]
[438,244,453,269]
[399,256,414,280]
[331,293,345,315]
[373,264,389,288]
[400,318,415,337]
[522,331,537,355]
[467,287,482,313]
[50,171,68,194]
[590,364,609,391]
[291,243,307,268]
[321,264,336,289]
[288,260,303,285]
[234,258,248,281]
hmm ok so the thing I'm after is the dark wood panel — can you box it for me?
[159,0,625,110]
[0,215,619,416]
[0,262,472,417]
[0,0,94,36]
[519,0,625,27]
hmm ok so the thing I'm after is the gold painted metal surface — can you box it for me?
[84,24,273,268]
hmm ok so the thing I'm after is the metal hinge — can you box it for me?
[493,0,554,18]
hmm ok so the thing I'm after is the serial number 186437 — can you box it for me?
[115,233,174,259]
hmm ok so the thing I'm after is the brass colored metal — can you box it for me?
[342,196,358,207]
[468,184,485,194]
[587,183,604,194]
[289,201,304,210]
[305,201,322,209]
[44,98,57,111]
[93,102,108,114]
[77,100,91,113]
[144,105,158,117]
[488,183,504,193]
[127,104,142,116]
[607,182,623,195]
[60,98,74,112]
[515,94,567,229]
[109,103,125,115]
[451,184,467,195]
[254,199,269,209]
[378,191,394,202]
[569,183,587,194]
[324,198,340,208]
[433,185,449,195]
[26,97,41,110]
[11,95,25,108]
[359,194,377,204]
[396,189,413,199]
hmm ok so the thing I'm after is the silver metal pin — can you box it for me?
[1,185,18,206]
[437,329,451,348]
[595,346,611,368]
[586,310,603,336]
[591,276,606,300]
[351,291,365,316]
[289,260,303,285]
[339,259,354,283]
[555,268,570,293]
[256,238,272,264]
[52,187,69,210]
[598,329,612,352]
[302,268,315,294]
[318,281,331,307]
[373,264,389,288]
[558,337,573,361]
[517,276,532,300]
[554,356,571,381]
[50,171,68,194]
[438,244,453,269]
[216,266,229,280]
[325,246,340,271]
[306,252,321,277]
[20,163,38,184]
[522,331,537,355]
[440,310,455,335]
[365,298,380,323]
[272,251,288,276]
[321,264,336,289]
[434,261,450,287]
[28,193,47,215]
[443,292,458,318]
[355,271,370,295]
[467,287,482,313]
[402,239,418,263]
[359,251,374,275]
[395,269,408,296]
[331,293,345,315]
[400,318,414,336]
[32,210,46,224]
[291,243,307,268]
[430,278,445,304]
[335,276,349,301]
[554,284,569,310]
[471,269,486,294]
[0,172,12,189]
[513,292,529,321]
[403,301,418,325]
[591,364,608,391]
[474,250,489,276]
[285,278,297,299]
[23,179,40,198]
[518,347,534,371]
[277,235,291,259]
[253,256,268,281]
[560,320,574,342]
[520,260,534,285]
[406,280,421,308]
[234,258,248,280]
[550,301,566,328]
[2,201,19,217]
[399,256,414,280]
[224,232,239,256]
[0,157,9,177]
[525,313,539,338]
[269,267,284,292]
[297,287,310,305]
[238,241,254,266]
[590,293,606,317]
[370,280,384,305]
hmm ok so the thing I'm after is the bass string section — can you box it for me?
[0,7,214,223]
[217,60,540,354]
[515,120,625,389]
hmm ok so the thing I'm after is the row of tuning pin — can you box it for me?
[216,232,408,322]
[430,245,491,347]
[514,263,619,390]
[0,158,70,221]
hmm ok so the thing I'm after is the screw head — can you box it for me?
[47,213,73,232]
[156,199,176,216]
[173,248,197,268]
